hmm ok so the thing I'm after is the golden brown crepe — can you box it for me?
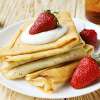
[25,44,93,93]
[1,44,83,71]
[5,39,84,62]
[0,11,81,57]
[25,61,79,92]
[0,11,94,83]
[1,44,93,80]
[0,29,23,61]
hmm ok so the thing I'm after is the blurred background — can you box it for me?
[0,0,100,100]
[0,0,85,27]
[0,0,100,28]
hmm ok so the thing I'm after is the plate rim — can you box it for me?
[0,18,100,99]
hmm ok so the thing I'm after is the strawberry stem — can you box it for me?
[53,11,59,14]
[44,10,51,13]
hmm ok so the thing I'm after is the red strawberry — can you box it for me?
[80,29,98,48]
[71,56,100,89]
[29,10,58,35]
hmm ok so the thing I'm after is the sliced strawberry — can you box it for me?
[71,56,100,89]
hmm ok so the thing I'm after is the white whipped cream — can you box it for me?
[20,25,68,45]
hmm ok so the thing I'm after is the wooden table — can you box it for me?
[0,0,100,100]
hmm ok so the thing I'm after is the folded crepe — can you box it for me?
[25,61,79,92]
[2,44,93,80]
[0,11,94,82]
[5,39,84,62]
[0,43,83,71]
[25,44,93,93]
[0,29,23,61]
[0,11,81,57]
[0,11,86,73]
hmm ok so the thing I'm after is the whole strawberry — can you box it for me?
[80,29,97,48]
[29,10,58,35]
[71,56,100,89]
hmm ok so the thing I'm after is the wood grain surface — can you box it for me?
[0,0,100,100]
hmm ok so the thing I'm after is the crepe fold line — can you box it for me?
[0,29,23,61]
[0,11,80,57]
[2,46,87,79]
[25,61,79,92]
[0,44,85,72]
[1,44,93,72]
[0,19,36,61]
[5,39,84,62]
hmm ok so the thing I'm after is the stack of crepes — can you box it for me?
[0,11,94,92]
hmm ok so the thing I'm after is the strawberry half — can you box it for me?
[29,10,58,35]
[80,29,98,48]
[71,56,100,89]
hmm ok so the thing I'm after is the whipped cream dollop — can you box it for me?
[20,25,68,45]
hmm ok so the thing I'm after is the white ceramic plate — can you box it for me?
[0,18,100,99]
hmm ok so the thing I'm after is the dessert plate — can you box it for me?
[0,18,100,99]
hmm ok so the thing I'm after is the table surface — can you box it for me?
[0,0,100,100]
